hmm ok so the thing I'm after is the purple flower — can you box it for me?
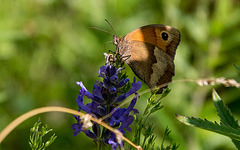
[98,66,107,78]
[125,77,142,97]
[110,75,118,84]
[109,86,117,94]
[72,60,142,149]
[114,79,142,103]
[76,81,94,99]
[107,132,124,150]
[110,98,138,131]
[108,138,119,150]
[116,78,129,89]
[71,116,82,136]
[82,130,97,140]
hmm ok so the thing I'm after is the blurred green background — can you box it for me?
[0,0,240,149]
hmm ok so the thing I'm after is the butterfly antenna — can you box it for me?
[89,27,114,35]
[105,19,116,35]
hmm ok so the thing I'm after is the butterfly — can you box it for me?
[113,24,180,93]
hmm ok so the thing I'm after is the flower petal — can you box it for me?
[116,78,129,89]
[71,116,83,136]
[76,81,94,99]
[109,66,117,77]
[115,94,126,103]
[124,97,137,114]
[83,130,97,140]
[110,75,118,84]
[98,66,107,78]
[125,77,142,97]
[92,84,103,99]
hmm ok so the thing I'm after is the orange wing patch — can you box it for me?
[124,25,169,52]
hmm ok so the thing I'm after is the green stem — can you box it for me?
[97,140,100,150]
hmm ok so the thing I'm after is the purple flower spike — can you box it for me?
[72,56,142,150]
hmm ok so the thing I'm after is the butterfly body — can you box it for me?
[113,24,180,93]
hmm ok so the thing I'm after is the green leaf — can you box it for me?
[160,88,171,99]
[212,89,239,128]
[150,102,164,114]
[176,114,240,141]
[45,133,57,148]
[212,89,240,149]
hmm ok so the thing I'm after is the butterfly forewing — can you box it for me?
[114,24,180,93]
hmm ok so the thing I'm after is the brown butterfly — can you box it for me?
[113,24,181,93]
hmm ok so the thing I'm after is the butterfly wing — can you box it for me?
[117,25,180,93]
[124,24,180,55]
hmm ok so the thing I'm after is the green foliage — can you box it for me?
[131,89,178,150]
[159,127,179,150]
[212,89,239,128]
[176,89,240,149]
[29,120,57,150]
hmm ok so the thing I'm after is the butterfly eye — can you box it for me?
[161,32,168,41]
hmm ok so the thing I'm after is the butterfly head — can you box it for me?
[112,35,119,46]
[113,35,126,56]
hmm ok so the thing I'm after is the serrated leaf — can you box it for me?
[176,114,240,141]
[212,89,239,128]
[175,114,193,126]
